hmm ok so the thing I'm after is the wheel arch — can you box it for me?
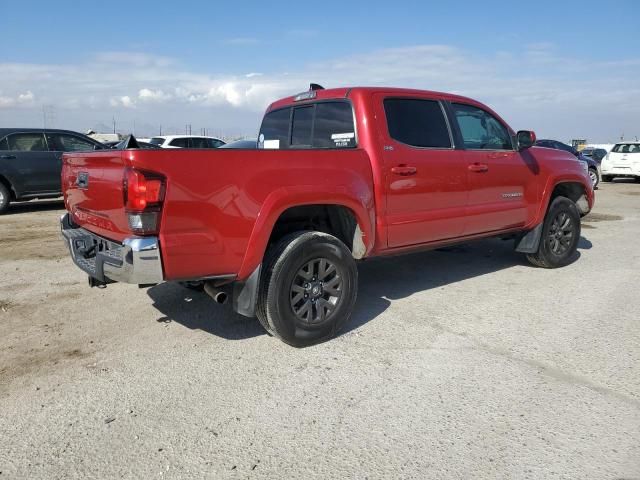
[0,174,17,201]
[535,178,591,224]
[237,187,375,280]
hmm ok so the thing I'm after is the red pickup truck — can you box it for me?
[61,85,594,346]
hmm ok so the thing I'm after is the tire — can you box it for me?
[588,168,599,189]
[0,182,10,214]
[601,175,614,182]
[256,231,358,347]
[526,196,581,269]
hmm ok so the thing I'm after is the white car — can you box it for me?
[148,135,226,149]
[601,142,640,182]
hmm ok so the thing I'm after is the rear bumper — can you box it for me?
[601,164,640,176]
[60,213,164,284]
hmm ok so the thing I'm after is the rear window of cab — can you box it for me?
[258,101,356,150]
[612,143,640,153]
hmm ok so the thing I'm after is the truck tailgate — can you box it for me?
[62,150,132,242]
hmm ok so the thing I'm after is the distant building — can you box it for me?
[571,139,587,150]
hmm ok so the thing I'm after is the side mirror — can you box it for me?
[517,130,536,151]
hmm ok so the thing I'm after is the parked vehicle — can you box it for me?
[148,135,226,149]
[601,142,640,182]
[0,128,105,213]
[219,139,257,149]
[580,147,608,163]
[535,139,600,188]
[103,139,161,149]
[60,85,594,346]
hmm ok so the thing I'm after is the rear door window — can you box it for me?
[191,137,209,149]
[383,98,451,148]
[451,103,513,150]
[6,133,48,151]
[169,138,189,148]
[47,133,96,152]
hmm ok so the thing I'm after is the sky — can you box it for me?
[0,0,638,142]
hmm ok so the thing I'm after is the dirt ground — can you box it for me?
[1,184,639,479]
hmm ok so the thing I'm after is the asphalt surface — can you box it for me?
[1,183,639,479]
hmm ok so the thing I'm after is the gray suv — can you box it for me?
[0,128,104,213]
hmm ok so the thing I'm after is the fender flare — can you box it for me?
[531,174,591,227]
[236,185,375,280]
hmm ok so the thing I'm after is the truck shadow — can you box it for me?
[341,236,590,336]
[147,283,265,340]
[4,199,64,215]
[147,236,591,342]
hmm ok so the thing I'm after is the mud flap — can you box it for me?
[232,265,261,318]
[515,223,543,254]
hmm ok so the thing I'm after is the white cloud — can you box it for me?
[18,91,35,103]
[223,37,259,46]
[0,90,35,108]
[110,95,135,108]
[95,51,173,68]
[138,88,172,102]
[0,46,638,141]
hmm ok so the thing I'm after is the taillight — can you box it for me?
[123,168,165,235]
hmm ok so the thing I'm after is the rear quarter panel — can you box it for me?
[126,148,376,280]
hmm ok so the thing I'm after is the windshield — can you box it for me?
[149,137,164,145]
[612,143,640,153]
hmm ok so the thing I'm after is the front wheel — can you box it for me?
[256,231,358,347]
[526,196,581,268]
[588,168,599,188]
[601,175,614,182]
[0,183,10,214]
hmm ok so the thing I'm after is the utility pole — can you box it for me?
[42,105,55,129]
[159,125,162,135]
[113,116,116,134]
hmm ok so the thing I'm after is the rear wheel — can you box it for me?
[256,231,358,347]
[526,196,581,268]
[601,175,614,182]
[0,183,10,214]
[588,168,599,188]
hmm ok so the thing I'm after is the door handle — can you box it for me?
[468,163,489,173]
[391,165,417,176]
[0,155,16,160]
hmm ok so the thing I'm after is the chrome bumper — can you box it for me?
[60,213,163,285]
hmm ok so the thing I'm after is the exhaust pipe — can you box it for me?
[204,282,228,304]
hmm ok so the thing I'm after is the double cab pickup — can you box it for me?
[60,85,594,346]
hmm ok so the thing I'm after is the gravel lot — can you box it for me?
[1,182,639,479]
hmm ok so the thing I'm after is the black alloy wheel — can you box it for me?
[546,211,575,256]
[290,258,343,324]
